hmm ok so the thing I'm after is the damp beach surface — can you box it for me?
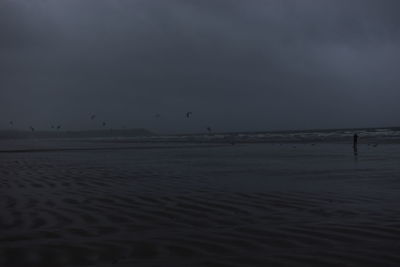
[1,140,400,267]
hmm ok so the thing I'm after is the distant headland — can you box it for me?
[0,129,153,140]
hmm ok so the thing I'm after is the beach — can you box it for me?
[1,140,400,266]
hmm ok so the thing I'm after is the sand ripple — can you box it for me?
[1,148,400,267]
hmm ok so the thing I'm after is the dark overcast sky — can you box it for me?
[1,0,400,133]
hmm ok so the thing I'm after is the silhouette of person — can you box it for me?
[353,133,358,148]
[352,134,359,158]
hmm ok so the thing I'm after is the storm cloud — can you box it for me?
[1,0,400,133]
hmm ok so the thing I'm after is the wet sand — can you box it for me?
[1,141,400,266]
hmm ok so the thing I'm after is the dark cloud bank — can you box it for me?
[1,0,400,133]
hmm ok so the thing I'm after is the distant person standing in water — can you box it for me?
[353,133,359,148]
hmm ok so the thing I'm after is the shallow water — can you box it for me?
[1,142,400,266]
